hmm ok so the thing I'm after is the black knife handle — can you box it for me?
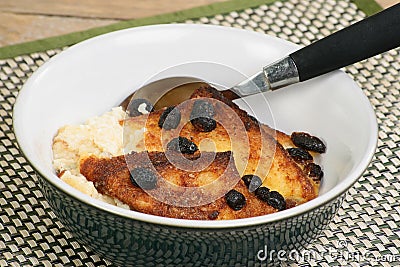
[289,3,400,82]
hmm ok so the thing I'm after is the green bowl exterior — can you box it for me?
[38,173,344,266]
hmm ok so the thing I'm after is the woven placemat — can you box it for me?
[1,0,399,266]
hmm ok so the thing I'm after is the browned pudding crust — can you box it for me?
[79,85,323,220]
[190,86,321,199]
[123,86,319,204]
[80,151,277,220]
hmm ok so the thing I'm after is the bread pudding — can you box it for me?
[53,85,325,219]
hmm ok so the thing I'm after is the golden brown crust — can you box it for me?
[82,85,321,219]
[189,86,319,202]
[80,151,277,220]
[124,85,318,203]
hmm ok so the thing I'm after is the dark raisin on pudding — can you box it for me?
[191,100,216,118]
[166,137,198,154]
[255,187,270,202]
[225,189,246,211]
[129,167,158,190]
[158,106,181,130]
[191,117,217,132]
[208,211,219,220]
[255,187,286,211]
[291,132,326,153]
[267,191,286,211]
[190,100,217,132]
[287,147,313,162]
[242,174,262,192]
[127,98,154,117]
[304,163,324,181]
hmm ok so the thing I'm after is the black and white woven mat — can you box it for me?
[1,0,399,266]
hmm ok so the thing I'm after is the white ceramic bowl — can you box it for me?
[13,24,377,265]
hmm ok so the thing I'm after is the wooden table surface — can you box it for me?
[0,0,398,47]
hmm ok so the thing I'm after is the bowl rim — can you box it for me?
[13,23,378,229]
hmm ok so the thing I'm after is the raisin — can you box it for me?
[242,174,263,192]
[127,98,154,117]
[191,117,217,132]
[129,167,157,190]
[190,100,217,132]
[287,147,313,162]
[267,191,286,211]
[190,100,216,119]
[158,106,181,130]
[304,163,324,181]
[255,187,270,202]
[166,137,198,154]
[291,132,326,153]
[225,189,246,211]
[241,175,253,187]
[208,211,219,220]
